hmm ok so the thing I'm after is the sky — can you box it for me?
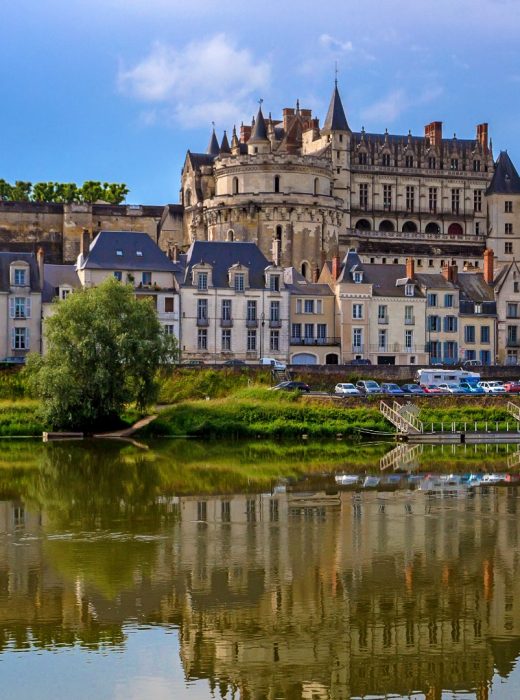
[2,0,520,205]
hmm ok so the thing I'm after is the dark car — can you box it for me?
[381,383,405,395]
[181,359,205,368]
[401,383,426,395]
[223,359,246,367]
[272,381,310,393]
[347,358,372,366]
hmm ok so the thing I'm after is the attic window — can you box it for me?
[353,271,363,283]
[116,250,123,256]
[405,284,414,297]
[475,303,482,314]
[136,250,143,256]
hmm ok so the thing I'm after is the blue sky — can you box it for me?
[2,0,520,204]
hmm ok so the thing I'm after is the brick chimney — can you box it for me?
[331,255,341,281]
[283,107,295,132]
[425,121,442,147]
[477,123,489,154]
[80,228,90,258]
[240,124,252,143]
[406,257,415,280]
[441,263,458,284]
[36,247,44,290]
[484,248,494,284]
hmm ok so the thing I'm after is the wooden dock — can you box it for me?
[404,431,520,445]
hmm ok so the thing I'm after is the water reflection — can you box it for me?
[1,440,520,698]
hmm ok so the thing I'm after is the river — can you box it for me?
[1,438,520,699]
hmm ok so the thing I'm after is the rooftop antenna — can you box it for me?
[334,61,338,87]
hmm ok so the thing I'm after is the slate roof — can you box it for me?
[42,264,81,302]
[414,273,456,290]
[187,151,216,169]
[183,241,272,289]
[322,84,350,133]
[248,106,268,142]
[487,151,520,195]
[338,252,424,297]
[457,272,495,302]
[0,252,40,292]
[79,231,180,273]
[220,131,231,154]
[207,129,220,156]
[283,267,333,296]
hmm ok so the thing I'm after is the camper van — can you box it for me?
[415,368,481,389]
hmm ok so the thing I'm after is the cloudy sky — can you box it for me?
[2,0,520,204]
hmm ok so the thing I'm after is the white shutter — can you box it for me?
[9,297,15,319]
[11,328,15,350]
[25,328,30,350]
[26,297,31,319]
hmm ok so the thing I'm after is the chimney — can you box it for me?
[424,121,442,147]
[80,228,90,258]
[406,257,415,280]
[477,123,489,154]
[240,124,252,143]
[484,248,494,284]
[172,243,178,263]
[441,263,458,284]
[283,107,295,132]
[331,255,341,281]
[37,247,44,290]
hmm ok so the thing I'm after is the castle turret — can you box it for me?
[322,83,351,219]
[247,105,270,155]
[206,127,220,156]
[486,151,520,263]
[220,131,231,155]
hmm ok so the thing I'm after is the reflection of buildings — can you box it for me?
[1,488,520,697]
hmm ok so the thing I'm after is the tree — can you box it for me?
[0,179,13,201]
[10,180,32,201]
[27,277,178,431]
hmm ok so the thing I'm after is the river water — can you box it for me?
[2,438,520,699]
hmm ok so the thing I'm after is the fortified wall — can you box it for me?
[0,201,184,263]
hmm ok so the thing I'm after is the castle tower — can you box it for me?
[486,151,520,267]
[247,105,270,155]
[322,83,351,232]
[207,127,220,156]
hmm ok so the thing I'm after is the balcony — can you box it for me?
[290,337,341,346]
[369,343,427,353]
[220,318,233,328]
[269,319,282,328]
[404,317,415,325]
[343,227,486,244]
[377,316,389,325]
[246,318,258,328]
[196,317,209,327]
[351,344,364,353]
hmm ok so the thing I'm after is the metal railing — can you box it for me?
[290,337,341,346]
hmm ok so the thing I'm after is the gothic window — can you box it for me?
[451,189,460,214]
[359,183,368,208]
[232,177,239,195]
[382,153,391,167]
[383,184,392,210]
[473,160,481,172]
[275,225,282,241]
[474,190,482,212]
[274,175,280,193]
[405,186,415,212]
[405,155,414,168]
[429,187,438,212]
[358,151,367,165]
[185,189,192,207]
[450,158,459,171]
[313,178,319,196]
[428,156,436,169]
[227,229,234,241]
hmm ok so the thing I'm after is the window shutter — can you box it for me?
[26,297,31,319]
[26,328,30,349]
[443,317,448,332]
[9,298,15,319]
[443,341,448,359]
[11,328,15,350]
[453,317,458,332]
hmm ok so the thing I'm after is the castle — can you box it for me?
[1,83,520,279]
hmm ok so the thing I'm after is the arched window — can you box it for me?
[275,225,282,242]
[232,177,239,195]
[402,221,417,233]
[425,222,440,235]
[274,175,280,193]
[227,229,234,242]
[448,223,463,237]
[185,189,191,207]
[355,219,371,231]
[313,178,319,196]
[378,220,395,232]
[301,262,309,279]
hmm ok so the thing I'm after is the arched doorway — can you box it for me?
[425,222,440,234]
[402,221,417,233]
[291,353,317,365]
[326,353,339,365]
[448,223,463,236]
[379,220,395,232]
[355,219,371,231]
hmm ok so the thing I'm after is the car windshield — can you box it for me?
[366,381,379,388]
[343,384,354,389]
[386,384,400,390]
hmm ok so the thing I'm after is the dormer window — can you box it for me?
[116,250,123,256]
[269,274,280,292]
[353,271,363,283]
[405,284,414,297]
[142,272,152,286]
[197,272,208,291]
[136,250,143,257]
[475,303,482,314]
[382,153,391,167]
[13,268,27,286]
[234,273,245,292]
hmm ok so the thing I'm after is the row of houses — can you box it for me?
[1,230,519,365]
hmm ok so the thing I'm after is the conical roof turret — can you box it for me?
[322,83,350,133]
[487,151,520,195]
[206,127,220,156]
[220,130,231,154]
[248,105,268,143]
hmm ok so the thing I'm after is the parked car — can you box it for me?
[347,358,372,366]
[223,359,246,367]
[478,381,506,394]
[459,381,485,394]
[438,383,464,394]
[504,380,520,393]
[334,383,361,396]
[260,357,286,370]
[423,384,446,394]
[356,380,382,395]
[381,383,405,395]
[272,381,310,393]
[400,384,426,395]
[462,359,483,369]
[181,359,205,368]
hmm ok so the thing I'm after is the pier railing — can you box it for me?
[379,401,423,434]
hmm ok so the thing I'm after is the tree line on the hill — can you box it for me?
[0,180,129,204]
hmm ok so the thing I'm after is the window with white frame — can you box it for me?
[12,327,29,350]
[13,268,27,286]
[142,272,152,285]
[197,329,207,350]
[270,301,280,321]
[234,273,245,292]
[352,303,363,319]
[60,287,72,300]
[353,271,363,283]
[270,330,279,351]
[269,274,280,292]
[377,305,387,321]
[304,323,314,339]
[317,324,327,339]
[163,324,175,335]
[221,329,231,350]
[291,323,301,339]
[304,299,314,313]
[10,297,31,319]
[405,329,413,350]
[247,300,257,321]
[378,329,387,350]
[247,330,257,351]
[197,298,208,320]
[405,284,414,297]
[221,299,232,321]
[197,272,208,291]
[353,328,363,350]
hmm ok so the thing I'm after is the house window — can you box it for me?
[507,303,518,318]
[474,303,482,314]
[270,301,280,321]
[116,250,123,257]
[515,282,520,293]
[405,186,415,212]
[464,325,475,343]
[445,341,457,359]
[197,272,208,291]
[474,190,482,212]
[506,201,513,213]
[405,330,413,350]
[481,326,490,344]
[13,268,27,286]
[427,293,438,307]
[378,329,387,351]
[404,306,414,324]
[359,183,368,208]
[292,323,301,339]
[165,297,174,313]
[428,259,434,268]
[304,323,314,339]
[304,299,315,313]
[450,158,459,171]
[221,500,231,523]
[222,299,232,321]
[428,187,437,213]
[197,329,207,350]
[506,242,513,254]
[247,300,257,321]
[475,222,481,235]
[269,275,280,292]
[506,223,513,235]
[353,271,363,283]
[164,324,175,335]
[405,155,414,168]
[352,303,363,319]
[234,273,245,292]
[247,330,257,351]
[197,501,207,521]
[428,156,436,169]
[317,324,327,339]
[11,297,30,319]
[480,350,491,365]
[382,153,391,167]
[221,329,231,350]
[142,272,152,286]
[473,160,481,172]
[358,152,367,165]
[12,327,29,350]
[383,184,392,209]
[451,189,460,214]
[378,305,387,321]
[405,284,414,297]
[114,271,122,281]
[197,298,208,321]
[444,294,454,308]
[353,328,363,350]
[428,315,441,332]
[444,316,458,332]
[270,330,279,351]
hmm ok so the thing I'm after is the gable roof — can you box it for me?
[183,241,272,288]
[283,267,333,296]
[79,231,179,273]
[42,264,81,302]
[0,252,40,292]
[322,84,350,133]
[487,151,520,195]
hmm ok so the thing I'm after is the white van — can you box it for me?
[260,357,286,370]
[415,368,480,388]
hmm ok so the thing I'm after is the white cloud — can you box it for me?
[319,34,354,53]
[118,34,271,128]
[360,86,443,124]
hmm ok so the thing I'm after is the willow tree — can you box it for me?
[28,277,177,431]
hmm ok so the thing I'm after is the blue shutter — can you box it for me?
[25,328,30,350]
[443,341,449,360]
[11,328,15,350]
[453,317,458,332]
[9,298,15,319]
[443,316,448,332]
[26,297,31,319]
